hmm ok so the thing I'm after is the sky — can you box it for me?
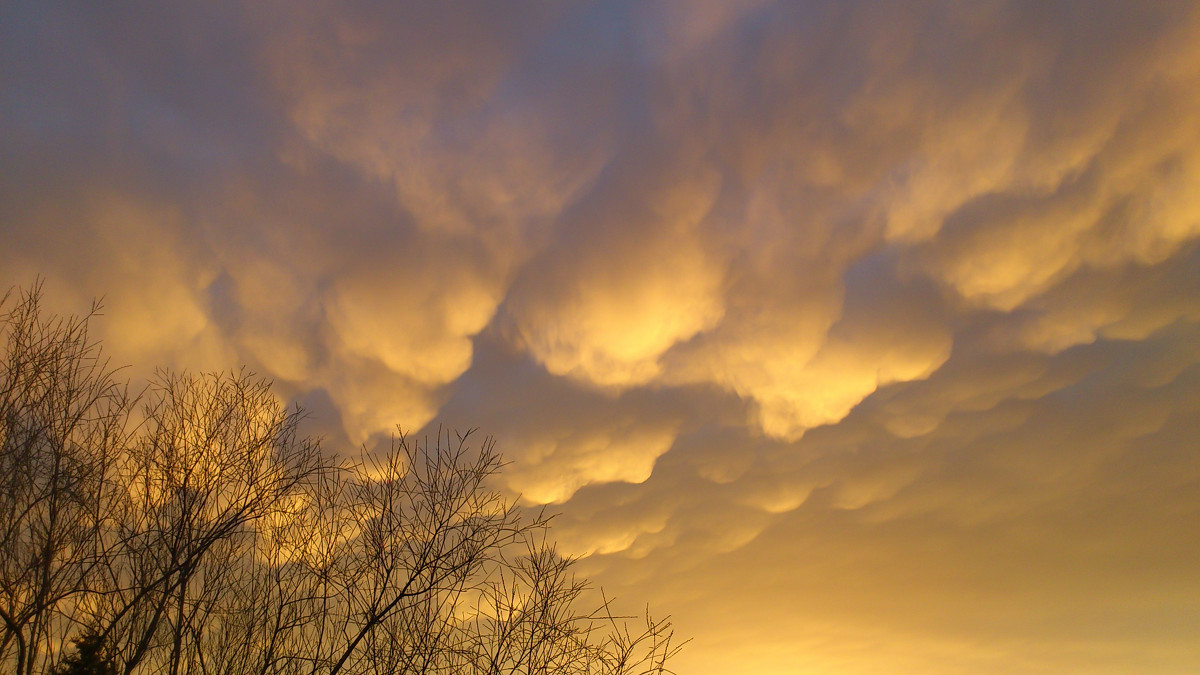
[2,1,1199,672]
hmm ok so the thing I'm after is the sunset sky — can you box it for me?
[2,2,1199,672]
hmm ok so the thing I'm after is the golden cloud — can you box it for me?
[4,2,1200,673]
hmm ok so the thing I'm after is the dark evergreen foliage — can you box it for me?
[52,634,115,675]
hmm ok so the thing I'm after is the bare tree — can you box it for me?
[0,283,130,675]
[1,283,683,675]
[91,370,328,675]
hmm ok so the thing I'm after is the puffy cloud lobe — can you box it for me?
[502,162,727,389]
[675,256,952,439]
[257,1,614,247]
[903,5,1200,312]
[575,320,1200,675]
[427,337,692,505]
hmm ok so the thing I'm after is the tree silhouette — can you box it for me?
[52,634,115,675]
[0,282,683,675]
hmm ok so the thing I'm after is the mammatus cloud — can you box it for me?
[503,163,727,390]
[3,1,1199,672]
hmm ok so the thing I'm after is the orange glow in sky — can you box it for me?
[2,2,1199,673]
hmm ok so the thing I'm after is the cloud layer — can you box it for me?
[3,2,1199,672]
